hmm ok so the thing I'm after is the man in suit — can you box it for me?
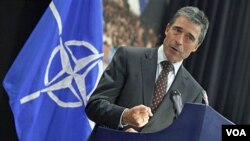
[85,6,209,140]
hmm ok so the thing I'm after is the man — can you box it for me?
[85,6,209,139]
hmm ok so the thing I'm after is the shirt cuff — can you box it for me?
[118,109,128,128]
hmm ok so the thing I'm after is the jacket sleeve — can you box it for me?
[85,47,127,129]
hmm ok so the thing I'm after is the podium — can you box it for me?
[95,103,234,141]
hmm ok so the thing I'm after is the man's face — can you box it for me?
[163,16,201,63]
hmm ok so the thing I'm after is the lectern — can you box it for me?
[95,103,234,141]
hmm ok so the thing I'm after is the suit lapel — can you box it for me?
[141,65,188,132]
[141,48,158,107]
[168,65,186,97]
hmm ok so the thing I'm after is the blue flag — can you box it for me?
[3,0,103,141]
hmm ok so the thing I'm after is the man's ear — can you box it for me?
[165,24,170,35]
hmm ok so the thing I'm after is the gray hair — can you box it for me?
[169,6,209,45]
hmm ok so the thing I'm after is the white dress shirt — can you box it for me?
[156,45,182,92]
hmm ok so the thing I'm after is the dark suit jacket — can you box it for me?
[85,46,206,140]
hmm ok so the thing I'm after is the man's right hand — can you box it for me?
[122,104,153,128]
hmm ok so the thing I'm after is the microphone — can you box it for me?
[170,90,183,117]
[202,90,209,105]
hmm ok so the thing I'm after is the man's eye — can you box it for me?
[173,28,181,32]
[172,28,182,35]
[187,35,195,42]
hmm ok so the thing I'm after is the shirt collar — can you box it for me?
[158,45,183,75]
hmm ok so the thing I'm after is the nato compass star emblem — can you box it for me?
[19,2,103,108]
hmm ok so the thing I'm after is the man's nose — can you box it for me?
[175,34,184,45]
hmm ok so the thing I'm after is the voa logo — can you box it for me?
[226,129,246,136]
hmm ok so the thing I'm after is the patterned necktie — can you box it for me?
[151,61,173,112]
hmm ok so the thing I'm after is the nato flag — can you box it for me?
[3,0,103,141]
